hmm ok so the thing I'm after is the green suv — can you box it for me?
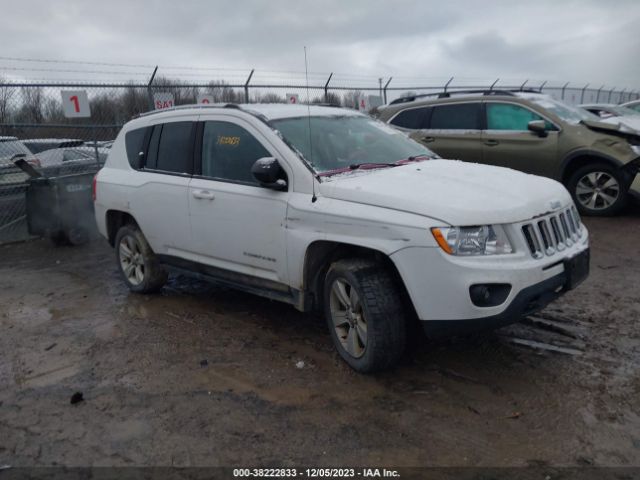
[377,90,640,216]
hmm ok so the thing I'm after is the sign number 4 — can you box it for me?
[61,90,91,118]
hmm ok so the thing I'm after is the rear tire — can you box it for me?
[114,224,167,293]
[323,259,407,373]
[568,162,629,216]
[66,227,89,246]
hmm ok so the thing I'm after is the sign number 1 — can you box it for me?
[61,90,91,118]
[69,95,80,113]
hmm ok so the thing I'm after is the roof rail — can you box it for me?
[134,103,241,119]
[389,88,545,105]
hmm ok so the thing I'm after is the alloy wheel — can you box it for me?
[119,235,145,286]
[329,278,367,358]
[575,171,620,211]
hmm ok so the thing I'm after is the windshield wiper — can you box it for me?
[394,154,433,165]
[348,162,398,170]
[319,156,434,177]
[318,162,396,177]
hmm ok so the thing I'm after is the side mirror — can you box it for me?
[528,120,548,137]
[251,157,287,191]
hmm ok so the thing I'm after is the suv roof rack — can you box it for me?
[389,88,544,105]
[134,103,242,119]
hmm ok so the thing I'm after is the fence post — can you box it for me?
[244,69,254,103]
[561,82,570,100]
[580,83,589,104]
[383,77,392,104]
[539,80,547,93]
[607,87,615,103]
[520,79,528,91]
[324,72,333,103]
[596,85,604,103]
[489,78,500,91]
[92,125,99,165]
[443,77,454,93]
[619,88,627,103]
[147,66,158,111]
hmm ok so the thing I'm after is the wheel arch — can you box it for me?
[301,240,416,318]
[105,210,139,247]
[560,150,624,185]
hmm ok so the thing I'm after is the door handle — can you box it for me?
[192,190,215,200]
[484,139,499,146]
[422,136,435,143]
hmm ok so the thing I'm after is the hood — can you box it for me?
[581,119,640,141]
[599,116,640,134]
[319,159,572,225]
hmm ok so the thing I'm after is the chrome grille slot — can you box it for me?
[537,220,555,255]
[522,224,543,258]
[549,217,564,248]
[565,208,577,239]
[559,213,573,246]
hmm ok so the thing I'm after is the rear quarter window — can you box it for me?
[389,107,431,129]
[124,127,149,170]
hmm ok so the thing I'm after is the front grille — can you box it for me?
[522,207,582,258]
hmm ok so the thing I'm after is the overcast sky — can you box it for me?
[1,0,639,89]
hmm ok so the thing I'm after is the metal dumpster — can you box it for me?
[24,170,97,246]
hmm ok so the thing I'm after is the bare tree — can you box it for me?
[0,77,15,125]
[206,80,241,103]
[15,86,44,124]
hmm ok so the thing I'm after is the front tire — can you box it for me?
[324,259,407,373]
[114,224,167,293]
[568,162,629,216]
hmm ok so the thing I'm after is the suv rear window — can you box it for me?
[146,122,194,174]
[429,103,481,130]
[389,107,430,129]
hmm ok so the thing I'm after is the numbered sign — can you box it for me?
[153,92,175,110]
[61,90,91,118]
[197,94,214,104]
[355,95,382,112]
[286,93,299,104]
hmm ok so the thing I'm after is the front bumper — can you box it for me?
[421,263,581,338]
[389,223,589,335]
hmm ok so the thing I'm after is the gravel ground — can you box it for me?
[0,209,639,469]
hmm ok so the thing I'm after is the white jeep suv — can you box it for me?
[94,104,590,372]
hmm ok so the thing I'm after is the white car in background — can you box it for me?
[0,136,39,185]
[621,99,640,114]
[580,104,640,133]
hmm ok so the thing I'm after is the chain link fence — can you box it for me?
[0,74,639,244]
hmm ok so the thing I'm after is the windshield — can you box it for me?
[608,105,640,117]
[270,115,436,174]
[529,97,600,124]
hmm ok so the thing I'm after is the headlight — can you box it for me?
[631,144,640,156]
[431,225,513,256]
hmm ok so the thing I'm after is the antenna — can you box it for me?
[304,46,317,203]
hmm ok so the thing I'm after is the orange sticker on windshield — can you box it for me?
[217,135,240,146]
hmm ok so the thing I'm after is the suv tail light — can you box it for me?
[92,174,97,201]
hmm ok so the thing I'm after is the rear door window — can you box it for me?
[389,107,431,129]
[145,122,194,174]
[429,103,481,130]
